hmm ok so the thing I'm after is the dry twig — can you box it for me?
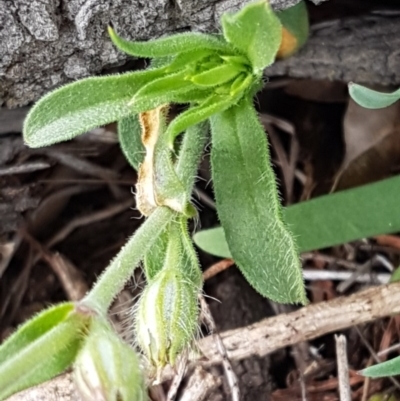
[335,335,351,401]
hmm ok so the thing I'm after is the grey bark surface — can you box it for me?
[1,0,323,108]
[265,14,400,86]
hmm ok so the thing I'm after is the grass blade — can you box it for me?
[194,174,400,257]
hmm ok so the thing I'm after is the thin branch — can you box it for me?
[335,335,351,401]
[199,296,240,401]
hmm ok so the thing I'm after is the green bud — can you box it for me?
[74,318,147,401]
[135,267,199,368]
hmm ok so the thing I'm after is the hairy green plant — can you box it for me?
[0,1,310,399]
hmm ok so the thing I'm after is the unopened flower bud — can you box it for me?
[74,318,147,401]
[136,267,199,367]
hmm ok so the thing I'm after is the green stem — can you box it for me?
[83,207,177,313]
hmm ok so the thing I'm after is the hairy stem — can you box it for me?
[83,207,177,313]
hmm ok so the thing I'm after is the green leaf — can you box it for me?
[108,26,233,57]
[165,49,214,73]
[0,303,88,401]
[175,122,209,197]
[167,93,239,145]
[221,0,282,74]
[190,63,243,87]
[131,70,205,112]
[361,355,400,378]
[118,115,144,170]
[23,68,165,148]
[194,174,400,257]
[276,0,309,55]
[143,228,169,281]
[349,83,400,109]
[390,266,400,283]
[210,96,306,304]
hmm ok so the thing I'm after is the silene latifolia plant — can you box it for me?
[0,1,309,400]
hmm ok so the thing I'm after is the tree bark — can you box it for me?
[265,14,400,86]
[0,0,340,109]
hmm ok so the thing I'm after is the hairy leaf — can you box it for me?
[118,115,144,170]
[108,26,233,57]
[131,70,205,112]
[24,69,164,148]
[167,94,239,145]
[194,174,400,257]
[175,122,209,196]
[210,96,306,304]
[190,63,243,87]
[221,0,282,74]
[165,49,213,73]
[0,303,87,401]
[143,228,169,281]
[349,83,400,109]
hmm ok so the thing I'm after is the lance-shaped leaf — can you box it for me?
[143,227,169,281]
[118,115,144,170]
[167,93,239,146]
[24,68,165,148]
[175,122,209,196]
[210,96,306,304]
[190,63,244,87]
[131,70,207,113]
[221,0,282,74]
[0,303,89,401]
[349,83,400,109]
[165,49,213,73]
[108,26,233,58]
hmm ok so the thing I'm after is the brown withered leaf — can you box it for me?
[333,98,400,191]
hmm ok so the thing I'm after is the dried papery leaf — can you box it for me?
[23,69,165,148]
[136,106,167,216]
[136,107,193,217]
[221,0,282,74]
[333,98,400,190]
[108,26,234,58]
[210,96,306,304]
